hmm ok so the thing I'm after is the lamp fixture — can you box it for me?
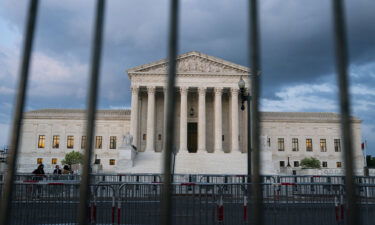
[189,107,194,116]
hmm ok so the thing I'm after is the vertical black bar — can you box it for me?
[248,0,263,225]
[77,1,105,225]
[161,0,179,224]
[332,0,358,224]
[0,1,39,225]
[246,93,251,218]
[247,96,251,181]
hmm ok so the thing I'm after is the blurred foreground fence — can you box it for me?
[0,180,374,225]
[0,0,365,224]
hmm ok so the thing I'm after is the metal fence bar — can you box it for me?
[160,0,180,224]
[247,93,252,180]
[331,0,359,225]
[78,1,106,225]
[0,1,39,225]
[248,0,264,225]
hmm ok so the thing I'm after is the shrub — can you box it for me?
[300,157,321,169]
[61,151,83,166]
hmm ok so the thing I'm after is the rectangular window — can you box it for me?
[320,139,327,152]
[52,135,60,148]
[267,138,271,147]
[334,139,341,152]
[51,158,57,164]
[322,161,328,168]
[67,136,74,149]
[38,135,45,148]
[109,159,115,165]
[292,138,299,151]
[96,136,102,149]
[336,162,342,168]
[81,136,87,149]
[306,139,313,151]
[278,138,284,151]
[279,161,285,167]
[37,158,43,164]
[293,161,299,167]
[110,136,117,149]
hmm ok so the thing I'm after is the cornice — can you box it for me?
[23,109,131,121]
[129,72,249,77]
[22,110,361,124]
[130,73,250,81]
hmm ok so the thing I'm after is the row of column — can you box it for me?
[130,86,240,152]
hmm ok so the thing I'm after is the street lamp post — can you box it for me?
[238,76,252,182]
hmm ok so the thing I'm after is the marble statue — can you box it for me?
[124,132,133,146]
[120,132,133,148]
[118,132,136,170]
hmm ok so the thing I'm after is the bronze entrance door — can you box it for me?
[187,122,197,153]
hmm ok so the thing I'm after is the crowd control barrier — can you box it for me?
[0,180,374,225]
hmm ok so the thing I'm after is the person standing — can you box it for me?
[53,165,62,174]
[62,165,71,174]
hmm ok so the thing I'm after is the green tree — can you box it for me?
[300,157,321,169]
[61,151,83,166]
[366,155,375,168]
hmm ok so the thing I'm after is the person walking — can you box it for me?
[31,164,45,198]
[32,164,45,175]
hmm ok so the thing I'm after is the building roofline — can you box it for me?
[126,51,251,79]
[24,108,131,120]
[23,109,361,123]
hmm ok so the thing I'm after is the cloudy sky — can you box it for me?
[0,0,374,155]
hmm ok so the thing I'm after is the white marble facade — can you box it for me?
[17,51,365,174]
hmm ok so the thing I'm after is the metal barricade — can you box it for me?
[10,182,80,225]
[2,182,375,225]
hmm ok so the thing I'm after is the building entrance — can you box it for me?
[187,122,198,153]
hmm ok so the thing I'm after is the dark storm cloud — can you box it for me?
[259,0,375,98]
[0,0,374,152]
[1,0,374,90]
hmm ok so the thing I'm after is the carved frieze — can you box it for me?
[136,56,243,74]
[128,52,250,75]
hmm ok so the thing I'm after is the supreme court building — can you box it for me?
[17,51,365,175]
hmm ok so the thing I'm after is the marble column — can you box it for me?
[145,86,156,152]
[130,85,139,148]
[179,87,188,152]
[162,87,168,152]
[214,87,223,152]
[198,87,206,152]
[231,88,240,152]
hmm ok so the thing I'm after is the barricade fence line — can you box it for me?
[2,173,375,185]
[0,181,374,225]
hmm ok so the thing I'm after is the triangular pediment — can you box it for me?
[127,51,249,75]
